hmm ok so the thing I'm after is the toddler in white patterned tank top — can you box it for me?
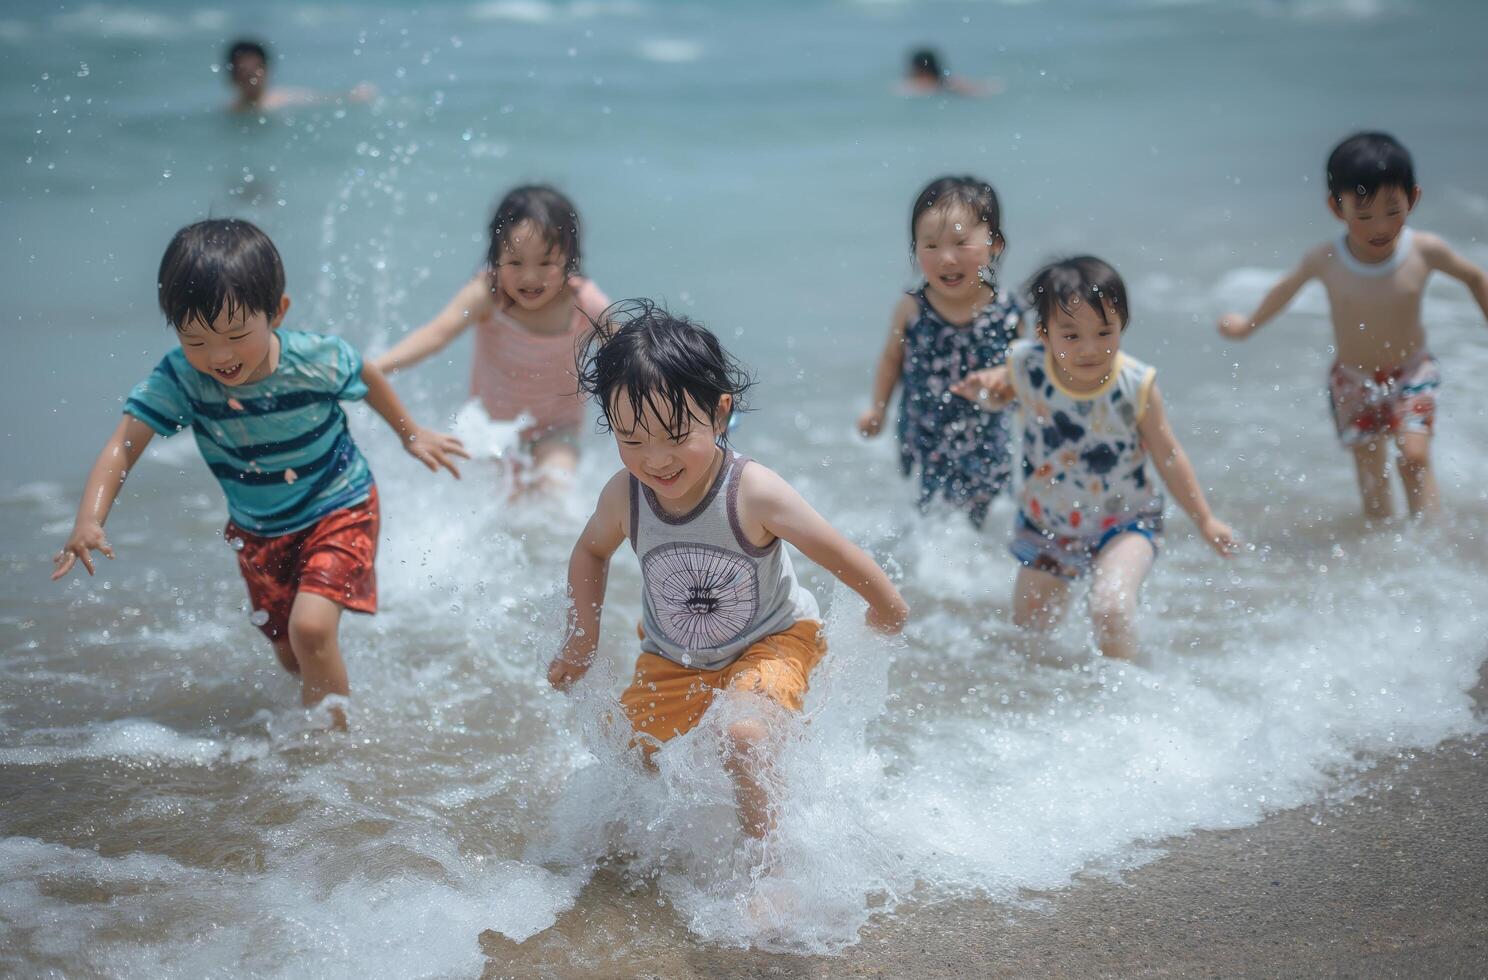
[956,257,1236,663]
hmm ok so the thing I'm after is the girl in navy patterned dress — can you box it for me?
[858,176,1023,527]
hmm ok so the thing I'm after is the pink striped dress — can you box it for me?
[469,278,609,442]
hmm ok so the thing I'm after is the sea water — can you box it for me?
[2,0,1486,972]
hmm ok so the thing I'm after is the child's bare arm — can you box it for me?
[741,465,909,634]
[52,416,157,580]
[858,297,913,437]
[371,276,489,374]
[1419,233,1488,323]
[1218,248,1322,339]
[1137,385,1236,557]
[949,364,1015,409]
[360,361,469,478]
[548,471,630,690]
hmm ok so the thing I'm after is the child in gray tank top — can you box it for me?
[547,300,909,840]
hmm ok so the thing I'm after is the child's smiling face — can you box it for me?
[1330,184,1419,263]
[1042,296,1122,392]
[609,391,732,511]
[177,297,287,387]
[495,220,569,311]
[913,205,1000,301]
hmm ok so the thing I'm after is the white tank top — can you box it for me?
[1007,338,1164,536]
[629,451,819,670]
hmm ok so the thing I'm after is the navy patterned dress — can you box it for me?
[895,286,1022,528]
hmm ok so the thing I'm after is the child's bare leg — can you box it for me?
[721,668,778,839]
[527,438,578,495]
[287,592,349,728]
[1351,439,1393,521]
[1012,566,1071,631]
[271,639,300,675]
[723,714,773,839]
[1394,431,1439,518]
[1087,533,1156,661]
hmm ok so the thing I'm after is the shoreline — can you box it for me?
[483,729,1488,978]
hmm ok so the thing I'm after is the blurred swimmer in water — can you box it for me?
[900,47,1001,97]
[225,39,375,113]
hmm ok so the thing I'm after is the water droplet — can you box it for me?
[250,609,270,626]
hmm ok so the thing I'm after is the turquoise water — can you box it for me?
[3,0,1488,972]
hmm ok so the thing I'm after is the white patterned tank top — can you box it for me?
[1007,338,1164,537]
[630,450,820,670]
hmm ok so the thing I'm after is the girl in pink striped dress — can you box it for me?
[374,185,609,490]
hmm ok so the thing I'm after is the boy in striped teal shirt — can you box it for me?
[53,219,467,728]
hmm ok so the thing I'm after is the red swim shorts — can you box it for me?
[224,487,380,640]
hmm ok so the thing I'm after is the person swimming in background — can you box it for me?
[955,257,1236,663]
[373,185,611,494]
[1217,132,1488,522]
[900,47,1001,97]
[859,175,1024,528]
[224,39,375,114]
[547,300,908,842]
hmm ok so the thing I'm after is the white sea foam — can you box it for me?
[51,5,226,39]
[0,719,260,767]
[637,38,704,64]
[468,0,645,23]
[0,835,580,977]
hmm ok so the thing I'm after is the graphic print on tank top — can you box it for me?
[642,541,761,651]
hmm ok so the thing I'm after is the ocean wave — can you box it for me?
[0,719,254,767]
[467,0,646,24]
[51,5,227,40]
[637,38,704,64]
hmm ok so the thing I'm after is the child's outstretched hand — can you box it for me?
[1199,516,1239,558]
[950,366,1014,409]
[1216,313,1253,340]
[403,427,469,478]
[865,596,910,636]
[52,521,114,581]
[546,652,593,692]
[857,407,886,438]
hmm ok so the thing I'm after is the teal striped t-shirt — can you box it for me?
[124,329,375,537]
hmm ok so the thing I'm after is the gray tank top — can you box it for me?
[630,450,820,670]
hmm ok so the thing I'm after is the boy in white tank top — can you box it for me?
[547,300,909,841]
[1218,132,1488,521]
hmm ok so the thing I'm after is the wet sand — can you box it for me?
[482,700,1488,977]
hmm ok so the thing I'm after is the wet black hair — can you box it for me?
[1025,256,1130,332]
[578,299,752,441]
[158,218,285,332]
[909,175,1008,283]
[226,40,269,71]
[486,184,582,280]
[909,48,944,80]
[1326,132,1416,204]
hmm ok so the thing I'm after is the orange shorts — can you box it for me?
[620,619,827,751]
[225,487,379,641]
